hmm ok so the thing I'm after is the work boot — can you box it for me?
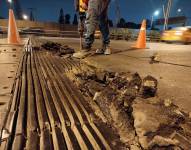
[72,45,91,59]
[95,44,106,54]
[104,45,111,55]
[96,44,111,55]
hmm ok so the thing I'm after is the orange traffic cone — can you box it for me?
[132,19,147,49]
[8,9,21,45]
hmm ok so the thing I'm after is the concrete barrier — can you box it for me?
[0,19,77,31]
[0,19,160,41]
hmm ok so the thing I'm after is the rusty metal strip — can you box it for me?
[12,53,28,149]
[31,52,50,131]
[50,55,111,150]
[35,52,90,150]
[26,52,39,150]
[27,53,38,132]
[33,51,67,150]
[40,54,102,150]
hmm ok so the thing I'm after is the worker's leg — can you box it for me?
[73,0,101,59]
[96,8,111,55]
[84,0,100,48]
[99,10,110,45]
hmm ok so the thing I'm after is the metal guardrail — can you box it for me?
[109,28,161,42]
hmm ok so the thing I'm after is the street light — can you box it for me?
[151,10,160,29]
[7,0,12,3]
[22,14,28,20]
[7,0,12,9]
[177,8,182,13]
[154,10,160,17]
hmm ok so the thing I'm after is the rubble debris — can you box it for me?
[140,75,158,98]
[59,45,75,55]
[148,135,179,148]
[41,41,74,56]
[41,42,61,51]
[92,89,136,145]
[93,92,102,101]
[132,98,191,149]
[95,69,107,83]
[67,63,191,149]
[33,46,41,51]
[150,53,160,64]
[164,98,173,107]
[171,132,191,150]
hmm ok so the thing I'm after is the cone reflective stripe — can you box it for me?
[8,9,21,44]
[134,19,146,49]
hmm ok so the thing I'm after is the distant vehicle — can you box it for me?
[161,26,191,44]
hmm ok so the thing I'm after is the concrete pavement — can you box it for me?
[0,38,26,135]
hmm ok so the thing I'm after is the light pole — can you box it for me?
[151,10,160,30]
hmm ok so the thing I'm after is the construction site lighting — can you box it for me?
[177,8,182,13]
[154,10,160,16]
[7,0,12,4]
[22,14,28,20]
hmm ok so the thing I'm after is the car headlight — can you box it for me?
[175,32,183,36]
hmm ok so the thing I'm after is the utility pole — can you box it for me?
[163,0,172,30]
[115,0,121,27]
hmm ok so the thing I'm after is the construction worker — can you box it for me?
[73,0,111,59]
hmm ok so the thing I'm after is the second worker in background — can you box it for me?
[73,0,111,59]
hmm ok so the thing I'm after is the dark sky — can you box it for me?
[0,0,191,24]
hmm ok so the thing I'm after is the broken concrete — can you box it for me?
[140,75,158,98]
[132,98,191,149]
[66,60,191,150]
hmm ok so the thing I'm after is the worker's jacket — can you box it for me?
[74,0,110,13]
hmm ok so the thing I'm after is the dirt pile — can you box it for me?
[41,42,74,56]
[67,63,191,150]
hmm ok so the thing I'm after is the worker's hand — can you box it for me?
[80,2,88,10]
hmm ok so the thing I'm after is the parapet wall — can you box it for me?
[0,19,77,31]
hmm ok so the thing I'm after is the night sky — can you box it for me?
[0,0,191,24]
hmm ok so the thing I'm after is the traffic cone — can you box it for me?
[132,19,147,49]
[8,9,21,45]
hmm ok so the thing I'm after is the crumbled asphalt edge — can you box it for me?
[41,41,75,56]
[65,62,151,149]
[65,59,191,150]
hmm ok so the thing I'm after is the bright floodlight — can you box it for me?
[154,10,160,16]
[7,0,12,3]
[177,8,182,13]
[23,14,28,20]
